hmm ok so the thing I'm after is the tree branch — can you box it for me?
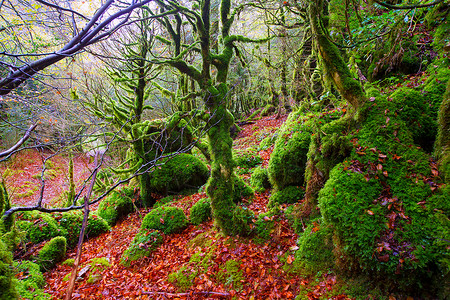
[372,0,444,10]
[0,123,37,158]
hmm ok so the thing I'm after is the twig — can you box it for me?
[0,123,37,158]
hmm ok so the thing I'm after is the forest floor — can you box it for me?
[6,114,353,299]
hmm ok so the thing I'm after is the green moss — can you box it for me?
[0,235,17,300]
[142,206,187,235]
[153,196,174,209]
[53,211,110,247]
[258,132,278,151]
[97,187,135,225]
[229,206,254,236]
[16,211,67,244]
[61,258,75,267]
[268,111,314,191]
[149,153,209,193]
[233,148,262,173]
[216,259,244,291]
[293,221,334,276]
[189,198,212,225]
[253,208,284,243]
[38,236,67,271]
[87,257,111,284]
[233,176,254,202]
[268,185,305,208]
[390,87,438,151]
[168,265,198,292]
[250,166,271,192]
[14,260,51,300]
[121,229,163,266]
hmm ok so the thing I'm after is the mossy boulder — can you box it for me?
[14,260,50,299]
[54,211,110,247]
[294,221,334,275]
[142,206,188,235]
[268,110,314,191]
[97,186,135,225]
[250,166,271,192]
[37,236,67,271]
[121,229,163,266]
[268,185,305,208]
[189,198,212,225]
[314,95,449,293]
[149,153,209,194]
[233,148,262,174]
[16,211,67,244]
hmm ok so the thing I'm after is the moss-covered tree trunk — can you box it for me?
[205,83,237,235]
[308,0,367,109]
[435,78,450,181]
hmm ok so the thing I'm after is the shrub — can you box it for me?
[97,187,135,225]
[149,153,209,193]
[14,260,51,299]
[268,185,305,208]
[38,236,67,271]
[120,229,163,266]
[142,206,188,235]
[16,211,67,244]
[54,211,110,247]
[250,166,271,192]
[189,198,212,225]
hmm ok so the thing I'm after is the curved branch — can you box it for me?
[0,123,37,158]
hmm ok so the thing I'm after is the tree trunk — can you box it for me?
[435,78,450,182]
[205,83,237,235]
[308,0,366,109]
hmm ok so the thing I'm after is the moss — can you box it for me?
[0,235,17,300]
[232,176,254,202]
[16,211,67,244]
[390,87,438,151]
[97,187,135,226]
[268,185,305,208]
[14,260,51,299]
[53,211,110,248]
[142,206,187,235]
[250,166,271,192]
[216,259,244,291]
[61,258,75,267]
[189,198,212,225]
[153,195,174,209]
[253,208,283,243]
[168,265,198,292]
[229,206,254,236]
[121,229,163,266]
[37,236,66,271]
[233,148,262,173]
[258,132,278,151]
[293,221,334,276]
[268,110,314,191]
[87,257,111,284]
[149,153,209,194]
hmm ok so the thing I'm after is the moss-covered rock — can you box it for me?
[268,110,314,191]
[37,236,67,271]
[142,206,187,235]
[149,153,209,194]
[54,211,110,247]
[294,221,334,276]
[189,198,212,225]
[97,187,135,226]
[233,148,262,174]
[168,265,198,292]
[216,259,244,291]
[14,260,51,300]
[120,229,163,266]
[229,206,254,236]
[268,185,305,208]
[16,211,67,244]
[250,166,271,192]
